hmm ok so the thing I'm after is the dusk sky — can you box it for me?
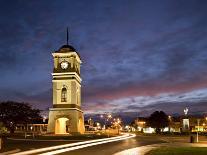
[1,0,207,116]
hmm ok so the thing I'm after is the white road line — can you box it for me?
[12,134,130,155]
[113,145,158,155]
[7,138,85,142]
[40,134,136,155]
[0,149,21,155]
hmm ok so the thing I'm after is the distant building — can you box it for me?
[134,118,147,131]
[130,116,207,133]
[15,118,48,133]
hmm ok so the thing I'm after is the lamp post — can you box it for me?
[100,113,112,135]
[168,115,172,132]
[117,118,121,135]
[197,119,200,142]
[96,122,100,130]
[183,107,189,131]
[43,116,47,132]
[112,118,121,134]
[100,115,105,130]
[184,108,188,116]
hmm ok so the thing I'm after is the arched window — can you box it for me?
[61,88,67,102]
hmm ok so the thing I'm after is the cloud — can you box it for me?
[84,88,207,115]
[1,0,207,115]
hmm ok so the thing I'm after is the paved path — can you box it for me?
[114,142,207,155]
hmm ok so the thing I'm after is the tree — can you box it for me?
[0,101,42,133]
[148,111,169,133]
[0,122,7,134]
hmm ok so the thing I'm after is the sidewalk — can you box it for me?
[114,142,207,155]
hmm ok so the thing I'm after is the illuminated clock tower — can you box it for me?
[47,31,85,134]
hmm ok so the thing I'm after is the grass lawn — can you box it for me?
[146,147,207,155]
[0,139,74,153]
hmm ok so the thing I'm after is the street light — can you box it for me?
[168,115,172,132]
[125,125,129,132]
[108,114,112,119]
[197,119,200,142]
[184,107,189,116]
[96,122,101,130]
[115,118,121,135]
[43,116,47,123]
[100,113,112,134]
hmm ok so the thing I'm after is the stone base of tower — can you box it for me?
[47,108,85,135]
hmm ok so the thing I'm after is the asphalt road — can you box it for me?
[58,135,165,155]
[3,134,207,155]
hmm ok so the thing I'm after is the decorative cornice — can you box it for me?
[52,72,82,83]
[52,52,82,63]
[53,104,81,109]
[49,108,83,113]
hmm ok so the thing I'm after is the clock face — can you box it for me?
[61,61,69,69]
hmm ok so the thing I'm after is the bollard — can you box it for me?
[190,135,194,143]
[0,136,4,150]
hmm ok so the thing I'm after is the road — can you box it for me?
[5,134,165,155]
[4,134,207,155]
[57,135,165,155]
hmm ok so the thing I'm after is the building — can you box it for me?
[47,33,85,135]
[130,116,207,133]
[134,118,146,131]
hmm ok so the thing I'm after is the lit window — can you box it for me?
[61,88,67,102]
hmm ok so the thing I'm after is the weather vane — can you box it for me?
[184,107,188,116]
[66,27,69,45]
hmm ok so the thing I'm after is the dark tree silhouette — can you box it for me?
[148,111,169,133]
[0,101,41,133]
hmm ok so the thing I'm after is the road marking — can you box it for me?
[113,145,158,155]
[12,134,133,155]
[7,138,85,142]
[0,149,21,155]
[40,134,136,155]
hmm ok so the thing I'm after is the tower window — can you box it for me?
[61,88,67,102]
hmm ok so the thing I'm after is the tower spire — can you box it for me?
[66,27,69,45]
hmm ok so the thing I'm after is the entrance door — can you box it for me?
[55,118,69,134]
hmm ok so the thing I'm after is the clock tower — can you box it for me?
[47,33,85,134]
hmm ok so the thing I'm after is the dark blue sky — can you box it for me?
[1,0,207,116]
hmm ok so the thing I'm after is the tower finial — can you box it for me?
[67,27,69,45]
